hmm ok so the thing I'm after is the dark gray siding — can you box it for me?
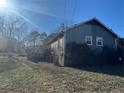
[66,24,92,44]
[65,23,117,50]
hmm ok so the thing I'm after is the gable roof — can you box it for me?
[66,18,119,38]
[48,18,119,44]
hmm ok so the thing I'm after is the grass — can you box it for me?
[0,58,123,93]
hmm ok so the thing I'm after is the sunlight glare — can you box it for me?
[0,0,6,8]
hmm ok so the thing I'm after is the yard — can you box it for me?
[0,57,123,93]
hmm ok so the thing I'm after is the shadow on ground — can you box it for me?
[74,64,124,77]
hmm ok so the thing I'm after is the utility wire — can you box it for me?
[68,0,73,26]
[63,0,68,27]
[63,0,77,27]
[64,0,67,20]
[70,0,77,25]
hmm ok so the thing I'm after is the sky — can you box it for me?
[2,0,124,37]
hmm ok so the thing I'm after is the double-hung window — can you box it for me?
[96,37,103,46]
[85,36,92,45]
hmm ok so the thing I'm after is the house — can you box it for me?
[48,18,119,66]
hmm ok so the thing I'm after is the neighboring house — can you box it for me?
[48,18,119,66]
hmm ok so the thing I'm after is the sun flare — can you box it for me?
[0,0,7,8]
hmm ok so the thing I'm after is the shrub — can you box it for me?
[27,46,51,62]
[101,46,118,64]
[65,43,119,67]
[65,42,93,67]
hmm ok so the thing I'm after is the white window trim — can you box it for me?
[96,37,103,46]
[85,36,93,45]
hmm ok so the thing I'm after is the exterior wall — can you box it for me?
[91,23,117,50]
[51,40,59,53]
[65,23,117,50]
[50,37,64,66]
[51,37,64,54]
[66,24,92,44]
[64,22,117,66]
[59,37,64,66]
[50,21,118,66]
[59,38,64,51]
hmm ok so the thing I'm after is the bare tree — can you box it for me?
[26,31,47,46]
[0,14,28,53]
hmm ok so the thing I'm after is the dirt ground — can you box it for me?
[0,58,124,93]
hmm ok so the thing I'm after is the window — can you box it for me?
[85,36,92,45]
[96,37,103,46]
